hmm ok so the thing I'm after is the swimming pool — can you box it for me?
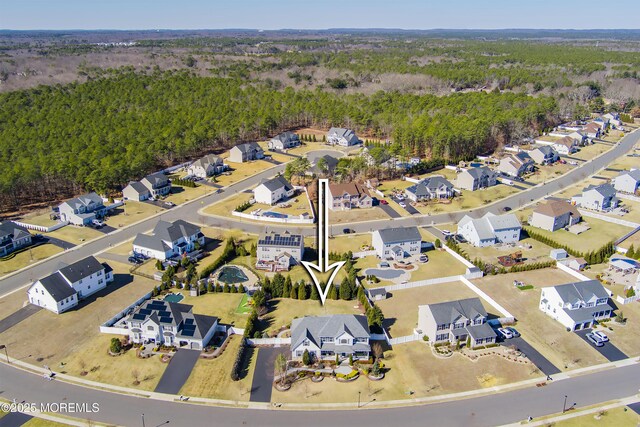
[217,266,249,284]
[364,268,405,280]
[262,211,288,219]
[163,293,184,303]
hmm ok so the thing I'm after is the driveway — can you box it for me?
[628,402,640,415]
[504,337,561,376]
[94,225,117,234]
[0,304,42,334]
[98,252,132,265]
[574,329,628,362]
[142,199,171,210]
[425,226,447,241]
[390,196,419,215]
[377,204,401,219]
[250,347,287,403]
[0,412,33,426]
[40,236,76,250]
[154,349,201,394]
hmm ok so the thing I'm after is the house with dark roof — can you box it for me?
[27,256,114,314]
[530,200,582,232]
[309,154,339,176]
[404,176,455,202]
[132,220,204,261]
[140,172,171,198]
[612,169,640,195]
[253,176,294,205]
[529,146,560,165]
[457,212,521,247]
[122,181,152,201]
[497,152,535,177]
[268,132,300,150]
[328,182,372,210]
[372,226,422,259]
[456,167,498,191]
[418,298,497,348]
[0,221,32,257]
[58,192,106,226]
[571,183,619,211]
[187,154,226,178]
[290,315,370,361]
[539,280,614,331]
[125,300,218,350]
[327,127,359,147]
[256,231,305,271]
[228,142,265,163]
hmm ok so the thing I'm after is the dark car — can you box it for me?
[343,228,354,234]
[128,256,142,264]
[502,206,512,212]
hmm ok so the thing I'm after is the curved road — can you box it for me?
[1,134,638,297]
[1,361,639,426]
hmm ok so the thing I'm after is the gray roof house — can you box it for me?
[309,154,339,176]
[327,127,359,147]
[133,220,205,261]
[187,154,226,178]
[256,231,305,271]
[571,183,619,211]
[611,169,640,195]
[253,175,295,205]
[404,176,455,202]
[456,167,498,191]
[372,226,422,259]
[268,132,300,150]
[498,152,535,177]
[58,192,106,226]
[228,142,265,163]
[457,212,521,247]
[0,221,32,257]
[418,298,497,348]
[122,181,152,201]
[125,299,219,350]
[539,280,614,331]
[27,256,114,314]
[529,146,559,165]
[141,172,171,198]
[290,314,371,361]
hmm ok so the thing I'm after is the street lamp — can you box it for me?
[562,395,568,413]
[142,413,146,427]
[0,344,8,364]
[358,391,361,408]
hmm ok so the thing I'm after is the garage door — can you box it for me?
[190,342,201,350]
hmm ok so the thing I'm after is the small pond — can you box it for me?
[364,268,405,280]
[217,266,249,284]
[163,293,184,303]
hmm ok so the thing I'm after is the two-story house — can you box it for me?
[418,298,497,348]
[58,192,107,226]
[528,146,559,165]
[571,183,619,211]
[122,181,152,201]
[228,142,264,163]
[582,122,602,139]
[539,280,614,331]
[457,212,521,247]
[497,152,535,177]
[0,221,32,257]
[187,154,226,178]
[132,220,205,261]
[125,299,218,350]
[372,226,422,260]
[141,172,171,198]
[404,176,455,202]
[268,132,300,150]
[27,256,114,314]
[253,176,295,205]
[327,182,372,211]
[456,167,498,191]
[529,200,582,232]
[256,231,305,272]
[611,169,640,195]
[290,314,371,361]
[326,127,359,146]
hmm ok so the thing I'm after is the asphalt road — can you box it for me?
[1,359,640,426]
[575,330,628,362]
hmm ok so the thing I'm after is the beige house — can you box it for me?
[529,200,581,232]
[328,182,372,211]
[456,167,497,191]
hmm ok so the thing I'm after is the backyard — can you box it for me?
[103,201,161,228]
[45,224,104,245]
[458,237,555,267]
[214,159,281,187]
[0,244,63,276]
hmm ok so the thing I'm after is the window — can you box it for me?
[79,280,83,285]
[302,339,309,346]
[147,326,154,331]
[340,339,349,344]
[454,322,465,329]
[436,323,449,331]
[436,333,449,341]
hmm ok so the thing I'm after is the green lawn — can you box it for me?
[459,237,555,267]
[235,293,252,314]
[46,225,103,244]
[19,211,58,227]
[415,184,520,215]
[0,244,63,276]
[104,201,160,228]
[180,291,248,327]
[525,217,632,252]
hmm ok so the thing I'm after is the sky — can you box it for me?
[2,0,640,31]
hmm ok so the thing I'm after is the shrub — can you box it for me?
[110,337,122,354]
[302,349,312,366]
[626,288,636,298]
[234,201,252,212]
[230,340,246,381]
[422,335,429,342]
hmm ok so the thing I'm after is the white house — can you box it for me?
[327,127,359,146]
[603,112,622,128]
[529,200,581,232]
[497,152,535,177]
[268,132,300,150]
[571,184,619,211]
[528,146,559,165]
[290,315,370,361]
[253,176,294,205]
[27,256,114,314]
[372,226,422,260]
[611,169,640,195]
[457,212,521,247]
[256,231,305,272]
[534,136,578,155]
[187,154,226,178]
[404,176,455,202]
[122,181,152,201]
[456,167,497,191]
[133,220,205,261]
[125,299,218,350]
[58,192,106,226]
[539,280,614,331]
[141,172,171,198]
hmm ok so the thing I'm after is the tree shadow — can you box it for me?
[238,346,255,381]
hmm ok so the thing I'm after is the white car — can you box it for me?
[497,328,513,340]
[396,194,405,201]
[592,331,609,342]
[399,202,407,208]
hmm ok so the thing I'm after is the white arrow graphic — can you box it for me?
[302,178,345,305]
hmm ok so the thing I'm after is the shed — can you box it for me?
[550,248,568,260]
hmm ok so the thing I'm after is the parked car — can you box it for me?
[128,256,142,264]
[497,328,513,340]
[441,230,452,237]
[396,194,405,201]
[343,228,354,234]
[502,206,512,212]
[91,219,104,228]
[379,199,389,205]
[399,202,407,208]
[592,331,609,342]
[586,333,604,347]
[454,234,467,244]
[164,201,175,207]
[506,327,520,338]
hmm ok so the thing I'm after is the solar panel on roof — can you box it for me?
[184,318,194,325]
[132,314,146,321]
[159,316,173,323]
[139,309,152,315]
[157,311,171,317]
[181,329,195,337]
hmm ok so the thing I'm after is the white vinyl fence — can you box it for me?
[246,337,291,346]
[231,210,315,224]
[14,220,69,233]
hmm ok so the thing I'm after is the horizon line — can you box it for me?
[2,27,640,32]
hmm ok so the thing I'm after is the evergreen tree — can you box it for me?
[339,279,352,300]
[626,244,635,259]
[290,283,298,299]
[283,275,292,298]
[329,283,339,300]
[310,281,320,300]
[297,283,307,300]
